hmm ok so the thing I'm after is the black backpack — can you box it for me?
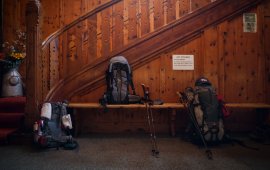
[101,56,140,104]
[33,101,78,150]
[193,77,224,143]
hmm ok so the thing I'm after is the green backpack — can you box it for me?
[192,77,224,144]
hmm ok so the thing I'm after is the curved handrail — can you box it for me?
[41,0,122,48]
[45,0,263,101]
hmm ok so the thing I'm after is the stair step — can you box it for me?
[7,132,33,145]
[0,128,19,144]
[0,113,24,128]
[0,96,26,113]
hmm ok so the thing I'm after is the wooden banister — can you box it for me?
[41,0,122,48]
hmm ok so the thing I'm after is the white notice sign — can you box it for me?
[172,55,194,70]
[243,13,257,33]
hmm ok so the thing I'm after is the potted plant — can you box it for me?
[0,29,26,97]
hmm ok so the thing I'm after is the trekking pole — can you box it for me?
[141,84,159,157]
[177,92,213,159]
[148,101,159,157]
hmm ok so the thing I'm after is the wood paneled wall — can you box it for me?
[76,2,270,104]
[40,0,219,103]
[2,0,212,83]
[3,0,270,133]
[70,1,270,134]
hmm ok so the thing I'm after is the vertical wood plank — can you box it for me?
[166,0,176,24]
[81,20,89,64]
[123,0,129,45]
[59,0,65,27]
[75,22,83,67]
[57,33,63,80]
[202,26,219,89]
[160,55,167,100]
[101,8,111,57]
[147,58,161,100]
[136,0,142,38]
[62,0,82,25]
[160,52,174,102]
[49,38,60,89]
[111,1,124,52]
[140,0,150,36]
[127,0,138,43]
[96,12,102,58]
[65,27,78,76]
[61,31,68,79]
[217,21,229,97]
[176,0,190,19]
[153,0,164,29]
[224,18,244,102]
[133,65,149,97]
[41,0,60,39]
[191,37,204,81]
[88,15,97,62]
[163,0,168,25]
[263,0,270,16]
[149,0,154,32]
[254,6,265,102]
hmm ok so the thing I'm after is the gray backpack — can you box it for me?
[102,56,140,104]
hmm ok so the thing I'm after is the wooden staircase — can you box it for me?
[0,97,25,144]
[23,0,266,128]
[44,0,263,102]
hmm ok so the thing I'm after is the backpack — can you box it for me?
[101,56,141,104]
[33,101,78,150]
[192,77,225,144]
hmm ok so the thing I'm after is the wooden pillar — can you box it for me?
[25,0,41,129]
[0,0,3,95]
[0,0,3,51]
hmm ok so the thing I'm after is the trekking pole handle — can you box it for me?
[141,84,150,101]
[176,91,187,104]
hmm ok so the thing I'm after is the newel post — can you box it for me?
[25,0,41,129]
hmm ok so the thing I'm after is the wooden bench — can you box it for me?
[68,102,270,136]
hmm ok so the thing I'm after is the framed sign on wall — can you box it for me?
[172,55,194,70]
[243,13,257,33]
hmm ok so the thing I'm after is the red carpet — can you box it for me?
[0,96,25,143]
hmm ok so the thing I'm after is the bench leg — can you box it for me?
[170,109,177,137]
[71,108,80,137]
[255,108,270,126]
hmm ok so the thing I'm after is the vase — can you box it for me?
[1,68,23,97]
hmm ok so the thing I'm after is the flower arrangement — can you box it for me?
[0,29,26,69]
